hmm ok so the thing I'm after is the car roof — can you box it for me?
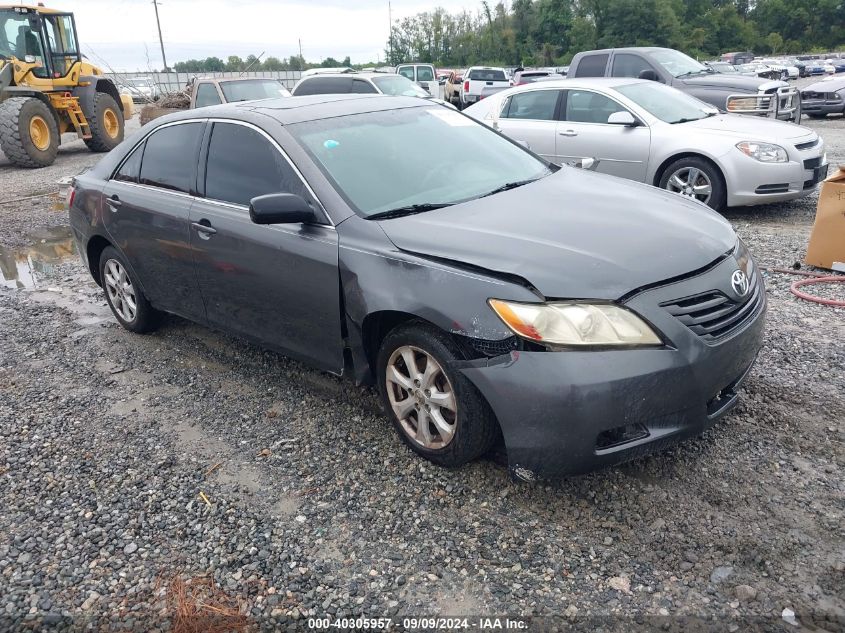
[505,77,651,90]
[298,72,403,81]
[574,47,672,56]
[170,94,429,126]
[195,76,281,85]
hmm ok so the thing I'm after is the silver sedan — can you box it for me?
[464,78,828,211]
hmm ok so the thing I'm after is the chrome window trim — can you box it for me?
[205,118,333,226]
[109,117,334,227]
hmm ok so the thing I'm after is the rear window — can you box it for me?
[293,76,351,96]
[219,79,289,102]
[573,54,608,77]
[417,66,435,81]
[468,69,507,81]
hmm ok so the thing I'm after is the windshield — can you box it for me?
[220,79,289,102]
[468,68,507,81]
[616,82,718,123]
[372,75,428,97]
[651,49,710,77]
[289,107,550,217]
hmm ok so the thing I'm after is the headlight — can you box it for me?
[736,141,788,163]
[488,299,661,347]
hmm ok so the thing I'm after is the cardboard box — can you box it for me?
[805,166,845,272]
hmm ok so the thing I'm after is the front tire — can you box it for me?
[99,246,161,333]
[659,156,726,213]
[84,92,124,152]
[0,97,59,168]
[377,322,499,467]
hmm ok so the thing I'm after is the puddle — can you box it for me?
[0,226,77,290]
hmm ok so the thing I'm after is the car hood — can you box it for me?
[678,114,816,141]
[679,73,779,92]
[376,169,736,300]
[803,77,845,93]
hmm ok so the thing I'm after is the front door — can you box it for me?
[495,88,562,163]
[101,120,206,321]
[557,88,651,181]
[188,120,344,373]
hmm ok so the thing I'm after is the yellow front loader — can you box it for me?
[0,4,129,167]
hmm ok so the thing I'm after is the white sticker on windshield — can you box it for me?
[427,108,474,126]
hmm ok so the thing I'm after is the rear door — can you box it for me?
[557,88,651,181]
[495,88,563,163]
[101,121,207,321]
[188,120,343,372]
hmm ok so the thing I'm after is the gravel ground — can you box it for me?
[1,104,843,632]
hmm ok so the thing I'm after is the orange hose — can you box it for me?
[762,267,845,307]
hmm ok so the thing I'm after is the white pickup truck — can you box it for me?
[460,67,510,108]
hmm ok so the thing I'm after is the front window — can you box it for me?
[615,82,717,123]
[372,75,428,97]
[651,49,711,78]
[397,66,415,80]
[219,79,290,102]
[289,107,551,217]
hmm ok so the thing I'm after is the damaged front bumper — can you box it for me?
[459,262,767,480]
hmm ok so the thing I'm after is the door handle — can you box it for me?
[106,195,122,211]
[559,130,578,137]
[191,221,217,237]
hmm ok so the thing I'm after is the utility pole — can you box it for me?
[388,1,392,63]
[152,0,169,72]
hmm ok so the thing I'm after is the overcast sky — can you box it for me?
[50,0,480,71]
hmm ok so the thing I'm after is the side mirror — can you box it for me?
[638,69,659,81]
[570,157,600,171]
[516,139,530,149]
[607,111,639,126]
[249,193,317,225]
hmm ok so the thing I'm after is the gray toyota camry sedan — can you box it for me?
[69,95,765,480]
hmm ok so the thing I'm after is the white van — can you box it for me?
[396,63,438,96]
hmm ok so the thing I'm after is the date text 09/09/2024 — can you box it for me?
[308,617,528,630]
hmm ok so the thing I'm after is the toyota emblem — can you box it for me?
[731,270,750,297]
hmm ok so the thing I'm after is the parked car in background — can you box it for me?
[465,78,827,212]
[801,77,845,118]
[827,59,845,73]
[192,77,291,108]
[567,47,800,122]
[69,94,765,480]
[513,69,562,85]
[721,51,755,65]
[120,77,159,103]
[705,61,740,75]
[734,63,763,77]
[443,69,464,106]
[291,72,455,108]
[301,67,355,77]
[804,61,827,76]
[757,59,799,81]
[396,63,438,95]
[460,66,510,107]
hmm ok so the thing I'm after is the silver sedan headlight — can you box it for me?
[488,299,661,347]
[736,141,788,163]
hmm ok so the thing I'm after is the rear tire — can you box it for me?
[377,322,499,468]
[659,156,727,213]
[84,92,124,152]
[99,246,161,333]
[0,97,59,168]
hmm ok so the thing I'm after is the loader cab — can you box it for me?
[0,6,80,79]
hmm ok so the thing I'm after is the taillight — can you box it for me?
[66,185,76,209]
[464,80,469,93]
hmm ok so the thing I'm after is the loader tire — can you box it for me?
[0,97,59,168]
[84,92,124,152]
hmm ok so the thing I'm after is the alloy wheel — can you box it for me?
[665,167,713,205]
[103,259,137,323]
[385,345,457,449]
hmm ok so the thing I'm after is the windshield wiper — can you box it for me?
[670,112,717,124]
[366,203,453,220]
[676,69,709,78]
[478,178,540,199]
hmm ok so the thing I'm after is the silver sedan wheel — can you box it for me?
[665,167,713,205]
[385,345,457,449]
[103,259,137,323]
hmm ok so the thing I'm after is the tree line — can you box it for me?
[385,0,845,67]
[171,54,353,73]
